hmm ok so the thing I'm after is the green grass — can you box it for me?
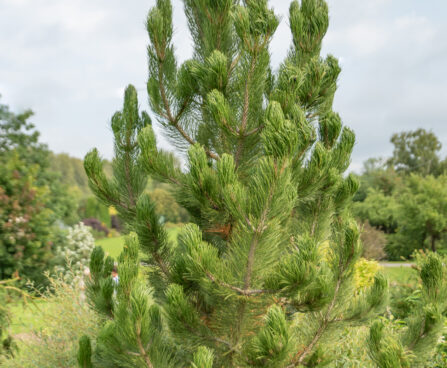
[383,266,417,285]
[9,300,51,335]
[96,236,125,258]
[96,225,182,259]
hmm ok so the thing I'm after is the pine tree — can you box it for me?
[79,1,445,367]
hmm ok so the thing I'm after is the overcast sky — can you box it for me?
[1,0,446,172]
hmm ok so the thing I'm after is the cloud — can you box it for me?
[0,0,446,173]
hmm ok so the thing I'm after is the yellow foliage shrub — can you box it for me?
[354,258,382,289]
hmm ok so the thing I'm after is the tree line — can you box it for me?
[354,128,447,259]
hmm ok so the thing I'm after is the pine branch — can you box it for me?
[136,324,154,368]
[235,51,257,167]
[233,170,277,347]
[205,271,272,296]
[157,60,219,161]
[291,278,342,366]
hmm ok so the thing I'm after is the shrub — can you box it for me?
[0,153,54,286]
[360,221,387,260]
[78,197,110,227]
[354,258,382,289]
[0,98,78,286]
[54,223,95,284]
[81,218,109,237]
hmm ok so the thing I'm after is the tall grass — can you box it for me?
[2,273,99,368]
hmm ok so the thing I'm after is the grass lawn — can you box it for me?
[96,224,182,258]
[382,265,417,285]
[96,236,124,258]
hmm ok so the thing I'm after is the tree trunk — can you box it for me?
[431,235,437,252]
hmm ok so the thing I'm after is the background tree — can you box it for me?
[359,221,387,261]
[353,128,447,260]
[0,96,78,225]
[354,188,399,236]
[393,175,447,255]
[388,128,445,176]
[0,152,54,284]
[0,97,76,285]
[354,175,447,260]
[50,153,114,199]
[50,153,91,197]
[0,97,45,165]
[353,158,401,202]
[150,187,189,224]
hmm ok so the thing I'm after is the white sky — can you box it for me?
[1,0,446,172]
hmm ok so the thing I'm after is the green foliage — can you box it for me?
[55,223,95,283]
[0,278,28,358]
[78,197,111,227]
[150,187,189,224]
[353,188,398,234]
[368,252,447,367]
[354,258,382,289]
[1,273,99,368]
[354,128,447,260]
[354,170,447,260]
[353,158,402,202]
[393,175,447,255]
[84,85,150,227]
[0,97,78,285]
[190,347,214,368]
[389,129,445,176]
[78,335,93,368]
[80,1,447,367]
[50,153,91,197]
[0,97,78,225]
[0,152,54,284]
[0,97,45,166]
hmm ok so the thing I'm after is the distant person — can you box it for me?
[111,265,119,286]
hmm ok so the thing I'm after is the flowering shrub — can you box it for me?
[0,153,54,285]
[55,223,95,283]
[82,218,109,237]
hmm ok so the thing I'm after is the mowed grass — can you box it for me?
[382,265,418,286]
[96,225,182,258]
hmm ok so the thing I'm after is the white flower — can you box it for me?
[55,222,96,284]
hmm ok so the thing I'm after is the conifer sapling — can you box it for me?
[79,0,447,367]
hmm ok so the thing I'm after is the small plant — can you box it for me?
[82,218,109,237]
